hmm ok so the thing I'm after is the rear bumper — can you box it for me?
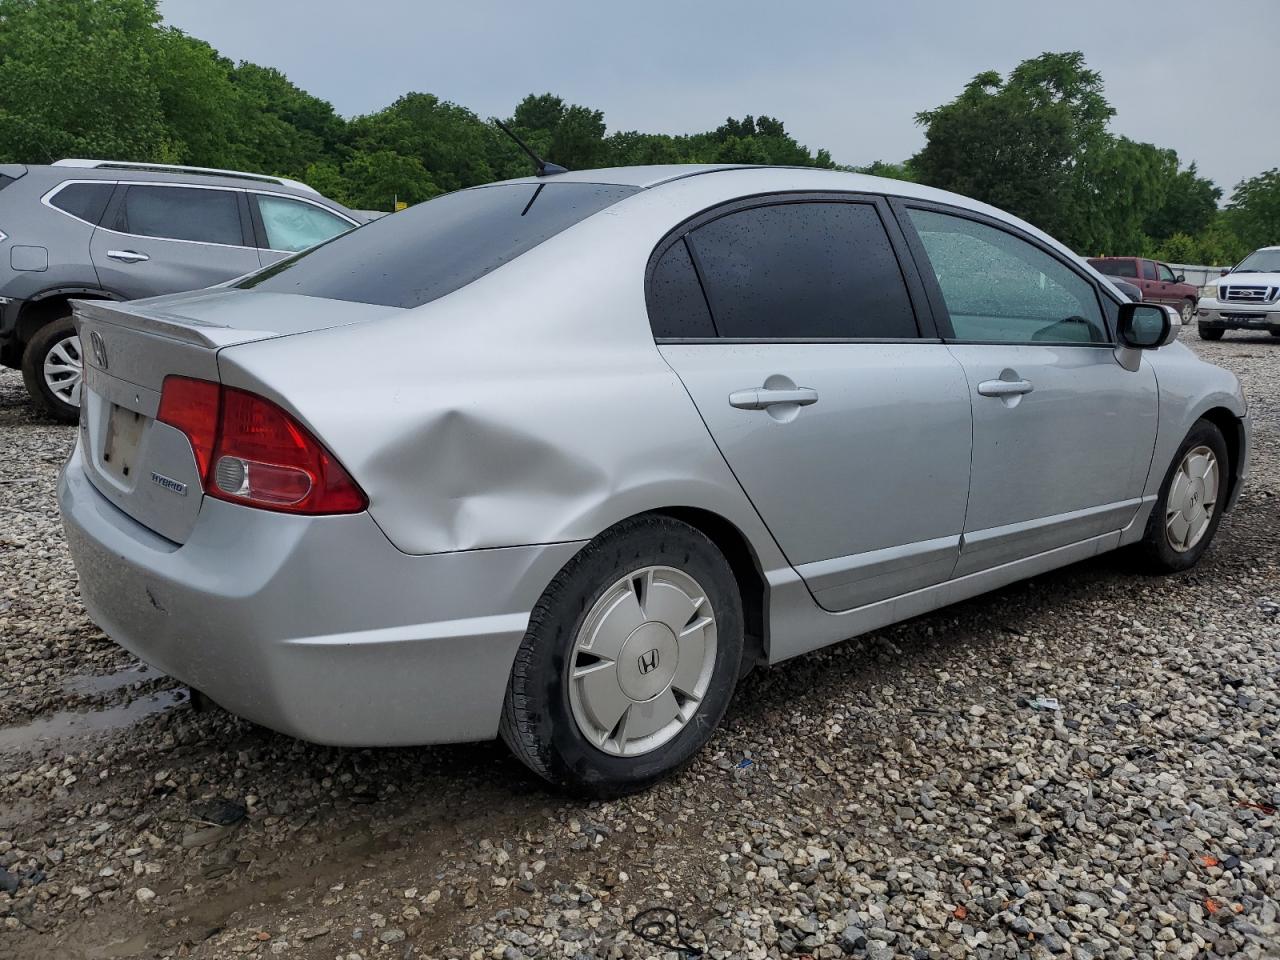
[58,443,584,746]
[1197,302,1280,331]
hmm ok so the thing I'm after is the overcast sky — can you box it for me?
[159,0,1276,194]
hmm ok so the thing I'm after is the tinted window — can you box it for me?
[120,186,243,245]
[0,174,16,192]
[647,239,715,338]
[256,195,352,252]
[686,202,917,339]
[1157,263,1177,282]
[908,208,1107,344]
[50,182,114,224]
[1141,260,1158,280]
[240,182,639,308]
[1090,258,1137,278]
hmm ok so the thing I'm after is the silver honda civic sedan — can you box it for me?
[59,165,1250,795]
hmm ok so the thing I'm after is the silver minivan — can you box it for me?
[59,164,1250,796]
[0,159,362,421]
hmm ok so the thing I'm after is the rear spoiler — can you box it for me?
[71,297,272,349]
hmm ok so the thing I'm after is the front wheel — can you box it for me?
[1270,330,1280,338]
[21,316,82,423]
[1180,299,1196,324]
[501,516,743,797]
[1198,325,1224,341]
[1137,420,1229,573]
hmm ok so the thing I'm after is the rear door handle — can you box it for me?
[977,379,1034,397]
[106,249,149,263]
[729,387,819,410]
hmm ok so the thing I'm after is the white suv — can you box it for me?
[1196,246,1280,341]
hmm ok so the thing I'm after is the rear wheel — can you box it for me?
[1180,299,1196,324]
[501,516,743,797]
[1137,419,1228,573]
[1198,325,1224,341]
[21,316,82,423]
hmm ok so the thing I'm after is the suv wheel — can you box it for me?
[21,316,82,423]
[501,516,743,796]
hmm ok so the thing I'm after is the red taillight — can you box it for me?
[156,377,220,477]
[157,376,367,515]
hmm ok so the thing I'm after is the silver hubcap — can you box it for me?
[43,334,84,407]
[1166,445,1219,553]
[1181,301,1194,323]
[568,566,717,757]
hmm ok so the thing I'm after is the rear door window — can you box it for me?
[1090,258,1138,278]
[117,185,244,246]
[254,194,353,252]
[685,201,918,339]
[240,182,639,308]
[49,182,115,225]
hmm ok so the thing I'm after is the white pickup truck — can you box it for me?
[1196,246,1280,340]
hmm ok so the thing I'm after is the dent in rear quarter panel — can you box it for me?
[213,198,791,572]
[1141,342,1249,510]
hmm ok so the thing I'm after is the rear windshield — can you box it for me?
[0,174,15,192]
[238,181,640,308]
[1088,258,1137,278]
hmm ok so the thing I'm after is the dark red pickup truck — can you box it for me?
[1088,257,1199,322]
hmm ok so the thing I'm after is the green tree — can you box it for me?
[509,93,609,170]
[1144,162,1221,242]
[227,63,342,176]
[913,52,1113,249]
[341,149,437,210]
[149,29,239,167]
[1226,168,1280,251]
[0,0,168,163]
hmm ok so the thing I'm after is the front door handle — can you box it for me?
[729,386,819,410]
[977,379,1034,397]
[106,249,149,263]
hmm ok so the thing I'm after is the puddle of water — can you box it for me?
[0,689,186,753]
[62,662,153,697]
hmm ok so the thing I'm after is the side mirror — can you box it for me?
[1220,268,1230,276]
[1175,274,1185,283]
[1118,302,1175,349]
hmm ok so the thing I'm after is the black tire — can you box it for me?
[21,315,81,423]
[1180,299,1196,325]
[1270,330,1280,338]
[1197,325,1224,341]
[500,515,743,797]
[1136,419,1229,574]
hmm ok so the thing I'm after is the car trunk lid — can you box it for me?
[72,290,397,543]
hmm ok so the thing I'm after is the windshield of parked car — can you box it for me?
[238,181,640,307]
[1232,249,1280,274]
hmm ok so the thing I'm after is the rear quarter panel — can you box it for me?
[214,184,791,571]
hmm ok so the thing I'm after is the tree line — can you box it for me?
[0,2,1275,263]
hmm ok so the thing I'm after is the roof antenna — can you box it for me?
[492,118,567,177]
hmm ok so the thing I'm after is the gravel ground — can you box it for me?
[1,332,1277,960]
